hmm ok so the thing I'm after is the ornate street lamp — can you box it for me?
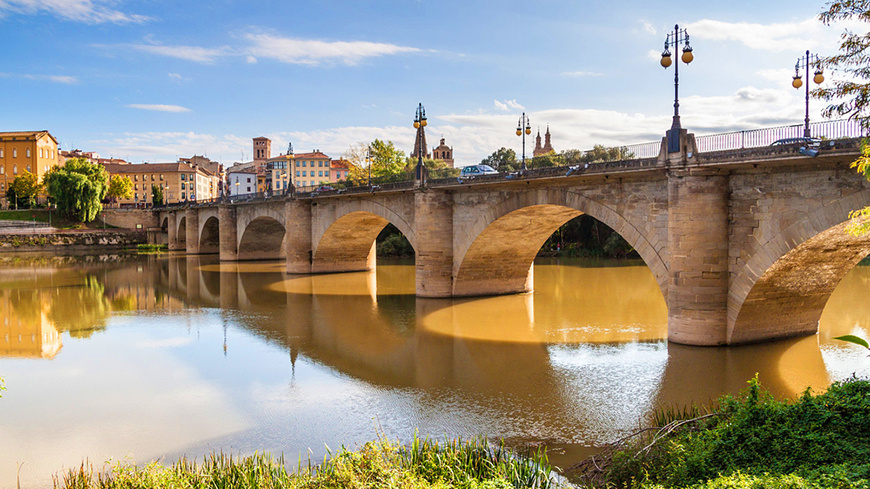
[516,113,532,171]
[413,103,427,187]
[660,24,694,153]
[791,50,824,138]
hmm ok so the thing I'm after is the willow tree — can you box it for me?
[44,158,108,222]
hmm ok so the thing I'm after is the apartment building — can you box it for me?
[103,162,220,206]
[0,131,59,205]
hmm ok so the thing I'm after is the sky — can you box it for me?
[0,0,859,167]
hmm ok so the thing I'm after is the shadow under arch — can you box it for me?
[312,210,416,273]
[177,216,187,248]
[729,219,870,344]
[238,216,286,261]
[453,192,668,299]
[199,216,220,254]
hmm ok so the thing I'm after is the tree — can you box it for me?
[106,175,133,206]
[481,147,519,171]
[562,145,634,165]
[816,1,870,235]
[426,157,460,178]
[43,158,108,222]
[8,171,41,208]
[151,184,164,206]
[345,139,409,184]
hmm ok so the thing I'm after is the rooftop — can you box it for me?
[0,131,58,144]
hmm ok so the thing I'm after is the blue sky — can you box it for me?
[0,0,855,166]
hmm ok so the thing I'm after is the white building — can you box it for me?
[228,170,257,196]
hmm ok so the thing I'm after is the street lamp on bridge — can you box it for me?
[413,103,427,187]
[791,50,824,138]
[660,24,694,153]
[516,113,532,171]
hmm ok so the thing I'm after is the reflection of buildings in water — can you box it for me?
[0,291,62,359]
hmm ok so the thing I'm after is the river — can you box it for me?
[0,253,868,488]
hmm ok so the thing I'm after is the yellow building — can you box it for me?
[0,130,59,207]
[293,151,332,189]
[103,162,221,206]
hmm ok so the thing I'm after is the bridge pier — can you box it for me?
[285,200,312,274]
[219,206,238,261]
[667,170,729,346]
[185,209,200,255]
[415,191,454,297]
[167,212,182,251]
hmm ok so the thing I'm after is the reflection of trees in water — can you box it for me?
[47,275,110,338]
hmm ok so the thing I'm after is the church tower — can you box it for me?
[542,125,554,154]
[533,129,543,156]
[431,137,455,168]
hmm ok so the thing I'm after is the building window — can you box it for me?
[39,149,43,158]
[296,171,300,177]
[26,165,30,172]
[0,149,3,157]
[302,161,306,167]
[134,184,138,191]
[160,174,164,180]
[0,166,3,175]
[181,183,185,190]
[246,177,251,183]
[318,171,323,177]
[13,165,17,174]
[13,149,17,158]
[247,187,251,192]
[26,149,30,158]
[181,174,185,181]
[151,174,155,181]
[302,171,307,177]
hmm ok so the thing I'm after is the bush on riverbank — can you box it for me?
[55,436,559,489]
[576,376,870,489]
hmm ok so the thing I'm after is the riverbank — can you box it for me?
[54,436,558,489]
[0,229,146,252]
[571,377,870,489]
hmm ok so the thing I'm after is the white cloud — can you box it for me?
[685,17,855,52]
[243,33,420,65]
[1,72,78,83]
[642,21,656,35]
[126,104,191,113]
[647,49,662,62]
[494,99,524,111]
[246,55,257,64]
[131,43,229,64]
[0,0,149,24]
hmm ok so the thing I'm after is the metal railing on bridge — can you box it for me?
[694,119,864,153]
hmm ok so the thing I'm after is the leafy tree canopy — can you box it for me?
[151,184,164,206]
[480,147,519,171]
[106,175,133,204]
[8,171,41,208]
[44,158,108,222]
[345,139,409,184]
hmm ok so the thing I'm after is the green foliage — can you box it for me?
[106,175,133,204]
[53,438,559,489]
[562,145,634,165]
[44,158,108,223]
[540,215,639,259]
[377,224,414,257]
[528,153,563,169]
[426,157,461,178]
[816,0,870,128]
[151,184,164,206]
[0,376,4,398]
[481,147,519,171]
[8,171,42,208]
[834,334,870,349]
[602,377,870,489]
[346,139,409,184]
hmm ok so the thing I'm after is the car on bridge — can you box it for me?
[459,165,499,179]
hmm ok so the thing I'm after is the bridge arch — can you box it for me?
[177,216,187,248]
[311,199,416,274]
[238,216,286,261]
[728,188,870,344]
[453,189,668,298]
[198,215,220,254]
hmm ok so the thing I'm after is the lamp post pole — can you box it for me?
[792,50,824,138]
[413,103,427,187]
[660,24,694,153]
[516,113,532,171]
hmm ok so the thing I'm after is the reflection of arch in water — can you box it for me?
[728,188,870,344]
[238,217,286,261]
[454,192,667,299]
[313,210,416,274]
[177,217,187,247]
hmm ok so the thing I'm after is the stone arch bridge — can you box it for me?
[157,136,870,346]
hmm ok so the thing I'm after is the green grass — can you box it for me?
[584,376,870,489]
[53,435,560,489]
[136,244,168,253]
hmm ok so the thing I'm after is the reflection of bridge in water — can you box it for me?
[151,256,831,440]
[153,133,870,346]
